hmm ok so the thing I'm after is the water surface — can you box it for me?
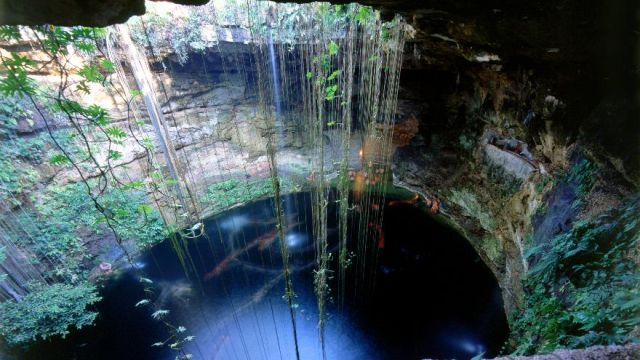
[17,192,508,360]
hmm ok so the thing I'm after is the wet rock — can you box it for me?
[489,343,640,360]
[483,144,537,180]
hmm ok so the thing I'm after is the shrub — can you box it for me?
[0,282,101,346]
[509,195,640,354]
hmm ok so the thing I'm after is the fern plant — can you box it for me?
[510,195,640,354]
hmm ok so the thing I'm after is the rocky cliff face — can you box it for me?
[386,0,638,316]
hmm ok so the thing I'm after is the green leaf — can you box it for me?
[327,41,339,56]
[0,282,100,346]
[105,127,127,139]
[108,150,122,160]
[306,71,314,79]
[137,204,153,215]
[381,27,390,41]
[4,53,36,68]
[74,41,96,53]
[0,26,21,41]
[123,180,145,190]
[78,64,104,83]
[354,6,373,25]
[327,69,341,81]
[0,55,36,97]
[54,99,84,114]
[325,84,338,101]
[100,59,115,74]
[49,153,71,166]
[142,136,155,150]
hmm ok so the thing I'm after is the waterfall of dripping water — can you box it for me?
[268,31,283,144]
[268,31,295,218]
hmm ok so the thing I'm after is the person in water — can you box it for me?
[387,193,420,207]
[387,192,441,214]
[425,197,441,214]
[368,222,385,249]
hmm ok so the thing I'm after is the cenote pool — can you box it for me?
[15,192,508,360]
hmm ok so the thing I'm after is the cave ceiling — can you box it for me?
[0,0,637,177]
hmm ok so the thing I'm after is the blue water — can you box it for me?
[16,192,508,359]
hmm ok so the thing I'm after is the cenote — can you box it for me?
[7,1,637,359]
[14,192,508,360]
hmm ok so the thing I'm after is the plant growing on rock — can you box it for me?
[509,195,640,354]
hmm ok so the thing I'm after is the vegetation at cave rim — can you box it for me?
[0,3,389,352]
[0,282,100,346]
[508,167,639,355]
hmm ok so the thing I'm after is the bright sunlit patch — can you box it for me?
[285,232,309,248]
[447,334,487,356]
[145,1,189,17]
[219,214,251,233]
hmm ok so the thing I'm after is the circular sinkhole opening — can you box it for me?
[15,191,508,360]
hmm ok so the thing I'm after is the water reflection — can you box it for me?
[17,192,508,360]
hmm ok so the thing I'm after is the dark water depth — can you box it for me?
[15,192,508,360]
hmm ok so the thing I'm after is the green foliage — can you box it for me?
[0,24,182,348]
[564,159,597,200]
[458,134,474,151]
[202,177,296,214]
[0,25,21,41]
[33,26,105,55]
[327,41,339,56]
[0,97,44,204]
[325,84,338,101]
[104,126,126,139]
[510,196,640,354]
[535,175,553,194]
[0,160,37,201]
[78,63,105,83]
[0,127,40,206]
[10,182,165,280]
[0,282,101,346]
[40,183,166,250]
[354,6,374,25]
[309,38,343,105]
[0,26,103,98]
[129,7,215,64]
[0,95,32,134]
[326,69,341,81]
[0,53,37,97]
[48,153,71,165]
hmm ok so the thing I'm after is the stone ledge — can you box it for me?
[488,344,640,360]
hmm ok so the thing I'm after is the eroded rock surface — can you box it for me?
[489,343,640,360]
